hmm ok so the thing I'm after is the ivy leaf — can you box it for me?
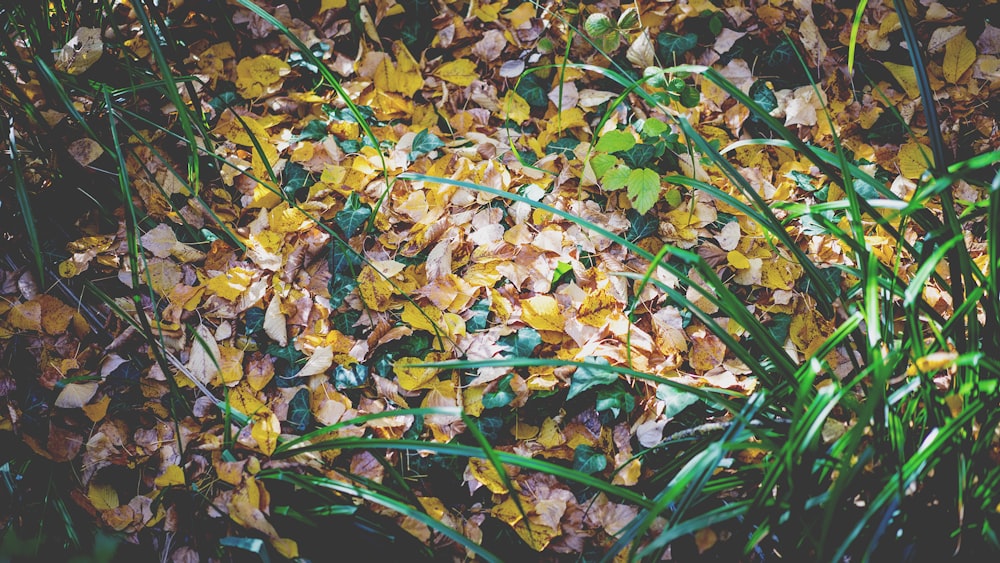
[410,128,445,161]
[656,384,700,418]
[594,130,636,153]
[679,84,700,108]
[282,162,310,199]
[332,364,369,390]
[596,384,636,418]
[482,374,515,409]
[335,193,372,238]
[656,32,698,62]
[466,300,491,333]
[626,168,662,214]
[573,445,608,475]
[294,119,328,142]
[766,313,793,344]
[286,388,311,433]
[545,137,579,156]
[617,143,660,169]
[515,72,549,108]
[626,208,658,241]
[749,80,778,114]
[500,327,542,358]
[567,357,617,400]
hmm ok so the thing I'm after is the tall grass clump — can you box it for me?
[408,0,1000,560]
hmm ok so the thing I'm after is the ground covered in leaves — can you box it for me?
[2,0,999,560]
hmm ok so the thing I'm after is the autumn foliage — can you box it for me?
[2,0,1000,561]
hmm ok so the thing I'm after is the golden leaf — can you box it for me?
[250,410,280,456]
[521,295,564,331]
[898,141,934,179]
[433,59,478,86]
[942,33,976,84]
[468,458,509,494]
[882,62,920,98]
[153,464,186,487]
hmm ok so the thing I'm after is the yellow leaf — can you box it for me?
[512,520,559,552]
[271,538,298,560]
[418,497,447,520]
[219,345,245,386]
[250,410,280,456]
[695,527,718,554]
[915,351,958,373]
[898,141,934,179]
[522,295,564,331]
[393,41,424,97]
[727,250,751,269]
[9,300,41,331]
[154,465,186,487]
[942,33,976,83]
[577,289,618,327]
[205,267,253,301]
[502,91,531,124]
[320,0,346,10]
[358,265,398,312]
[235,55,290,98]
[473,1,504,22]
[468,458,509,494]
[88,482,119,511]
[393,356,441,391]
[537,418,565,448]
[81,395,111,422]
[433,59,478,86]
[883,62,920,98]
[491,497,523,525]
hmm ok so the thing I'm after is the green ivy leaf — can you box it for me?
[335,193,372,238]
[679,84,701,108]
[596,385,636,418]
[515,73,549,108]
[410,128,445,161]
[627,168,661,214]
[552,261,573,284]
[499,327,542,358]
[749,80,778,113]
[572,445,608,475]
[294,119,328,142]
[594,130,636,153]
[656,384,699,418]
[567,357,617,400]
[618,143,660,169]
[545,137,580,156]
[466,299,491,332]
[656,32,698,62]
[766,313,793,344]
[482,374,515,409]
[333,364,369,390]
[287,388,311,433]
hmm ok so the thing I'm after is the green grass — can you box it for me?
[3,0,1000,561]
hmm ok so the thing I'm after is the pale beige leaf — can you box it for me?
[187,325,221,385]
[264,296,287,347]
[626,31,655,69]
[295,345,333,378]
[55,381,99,408]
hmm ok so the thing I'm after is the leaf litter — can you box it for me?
[1,0,998,559]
